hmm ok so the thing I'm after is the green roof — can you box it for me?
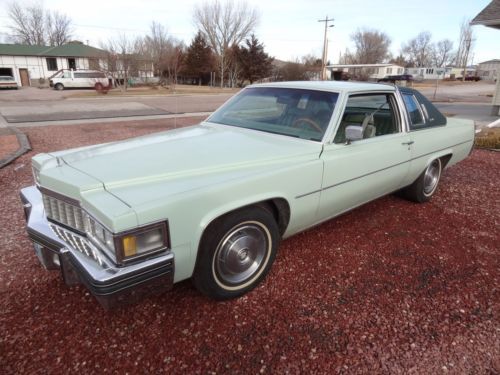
[0,43,106,58]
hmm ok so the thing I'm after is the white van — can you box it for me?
[49,69,110,90]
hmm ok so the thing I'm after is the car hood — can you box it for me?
[48,123,322,206]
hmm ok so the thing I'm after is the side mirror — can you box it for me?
[345,125,363,143]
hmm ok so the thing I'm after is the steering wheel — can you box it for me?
[291,117,322,132]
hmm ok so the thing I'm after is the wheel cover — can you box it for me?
[423,160,440,195]
[214,222,270,286]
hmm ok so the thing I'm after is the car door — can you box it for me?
[61,70,73,87]
[317,91,412,221]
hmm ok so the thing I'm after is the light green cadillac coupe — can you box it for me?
[20,81,474,308]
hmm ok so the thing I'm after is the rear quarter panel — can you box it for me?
[406,118,474,184]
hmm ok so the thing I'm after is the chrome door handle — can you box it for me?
[402,141,414,145]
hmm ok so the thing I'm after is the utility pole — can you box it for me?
[318,16,334,80]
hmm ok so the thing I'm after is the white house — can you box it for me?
[0,42,154,87]
[326,64,405,81]
[0,42,109,86]
[405,67,451,80]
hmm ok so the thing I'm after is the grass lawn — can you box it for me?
[475,127,500,149]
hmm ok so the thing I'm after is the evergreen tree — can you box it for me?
[182,31,216,84]
[237,35,274,84]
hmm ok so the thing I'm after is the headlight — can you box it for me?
[86,216,115,252]
[115,222,169,263]
[85,215,169,264]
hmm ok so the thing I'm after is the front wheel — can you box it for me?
[402,158,442,203]
[54,83,64,91]
[192,206,280,300]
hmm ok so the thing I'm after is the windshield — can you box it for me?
[207,87,338,141]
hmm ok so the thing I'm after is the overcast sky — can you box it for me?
[0,0,498,64]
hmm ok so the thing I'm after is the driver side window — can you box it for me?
[334,93,400,143]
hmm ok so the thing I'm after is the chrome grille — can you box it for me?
[50,224,106,267]
[42,194,86,232]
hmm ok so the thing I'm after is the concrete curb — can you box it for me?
[0,127,32,168]
[487,118,500,128]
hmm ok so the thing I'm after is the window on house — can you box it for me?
[67,58,76,70]
[89,58,100,70]
[46,58,58,71]
[386,68,392,74]
[425,68,434,74]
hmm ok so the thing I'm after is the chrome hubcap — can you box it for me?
[215,224,268,285]
[423,160,440,195]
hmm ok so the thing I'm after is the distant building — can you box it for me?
[405,67,451,80]
[0,42,153,87]
[326,64,404,81]
[472,0,500,115]
[476,59,500,80]
[0,43,107,86]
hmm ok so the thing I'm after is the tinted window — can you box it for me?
[402,93,424,128]
[399,87,446,128]
[208,87,338,141]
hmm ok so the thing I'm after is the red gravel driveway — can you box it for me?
[0,119,499,374]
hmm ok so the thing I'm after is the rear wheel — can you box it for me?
[54,83,64,91]
[95,82,103,91]
[402,158,442,203]
[192,206,280,300]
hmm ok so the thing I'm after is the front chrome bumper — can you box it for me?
[20,185,174,309]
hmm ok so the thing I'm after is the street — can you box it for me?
[0,88,232,124]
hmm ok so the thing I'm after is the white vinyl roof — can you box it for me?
[249,80,396,93]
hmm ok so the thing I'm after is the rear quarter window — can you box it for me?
[402,93,424,128]
[400,87,447,130]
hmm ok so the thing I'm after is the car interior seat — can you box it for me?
[361,114,376,139]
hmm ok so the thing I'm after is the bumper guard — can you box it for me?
[20,185,174,309]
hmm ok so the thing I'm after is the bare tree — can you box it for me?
[226,45,242,87]
[432,39,454,67]
[193,0,259,87]
[8,2,45,45]
[101,34,142,91]
[7,2,73,46]
[389,53,408,67]
[301,54,322,80]
[46,11,72,46]
[279,61,308,81]
[164,41,185,87]
[455,19,474,80]
[143,22,170,81]
[342,29,391,64]
[402,31,433,67]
